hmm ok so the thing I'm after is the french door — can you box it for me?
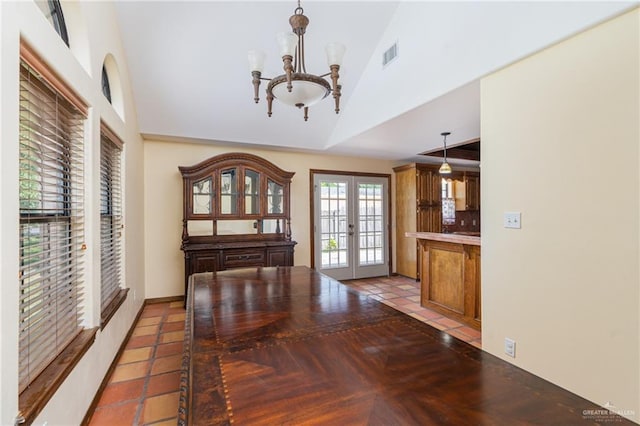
[313,173,389,280]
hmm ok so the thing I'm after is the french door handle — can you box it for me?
[348,223,354,236]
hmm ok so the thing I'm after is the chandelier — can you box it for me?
[248,1,346,121]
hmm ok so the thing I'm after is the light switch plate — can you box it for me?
[504,212,521,229]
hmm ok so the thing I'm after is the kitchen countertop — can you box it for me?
[405,231,481,246]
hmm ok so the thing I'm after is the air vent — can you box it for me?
[382,42,398,67]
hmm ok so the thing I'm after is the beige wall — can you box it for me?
[481,8,639,419]
[143,140,397,298]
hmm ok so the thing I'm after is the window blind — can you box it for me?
[18,60,85,392]
[100,131,122,310]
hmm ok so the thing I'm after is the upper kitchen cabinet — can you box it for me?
[452,172,480,211]
[419,138,481,212]
[394,163,442,279]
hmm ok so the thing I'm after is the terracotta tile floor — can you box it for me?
[87,275,480,425]
[342,275,483,348]
[88,301,186,426]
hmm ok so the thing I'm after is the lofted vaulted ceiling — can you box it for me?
[113,1,634,165]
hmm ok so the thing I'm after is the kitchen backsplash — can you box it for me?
[442,210,480,233]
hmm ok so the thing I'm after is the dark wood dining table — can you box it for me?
[178,266,630,425]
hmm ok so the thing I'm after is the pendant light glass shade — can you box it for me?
[439,161,452,174]
[277,32,298,57]
[248,50,266,72]
[439,131,452,175]
[325,42,346,66]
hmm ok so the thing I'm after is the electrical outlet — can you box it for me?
[461,220,465,226]
[503,212,521,229]
[505,338,516,357]
[472,219,476,226]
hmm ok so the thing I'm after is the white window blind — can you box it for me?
[18,60,85,392]
[100,130,123,311]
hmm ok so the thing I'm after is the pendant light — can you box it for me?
[439,132,452,174]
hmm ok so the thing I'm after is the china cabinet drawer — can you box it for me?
[223,250,265,268]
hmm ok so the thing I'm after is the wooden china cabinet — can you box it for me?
[179,152,296,297]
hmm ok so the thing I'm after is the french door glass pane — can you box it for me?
[320,181,348,268]
[358,183,384,266]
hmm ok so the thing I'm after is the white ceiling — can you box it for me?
[114,1,634,165]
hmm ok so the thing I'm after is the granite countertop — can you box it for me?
[405,232,481,246]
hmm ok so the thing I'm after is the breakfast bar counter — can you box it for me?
[406,232,481,329]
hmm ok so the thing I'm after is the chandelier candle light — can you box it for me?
[248,1,346,121]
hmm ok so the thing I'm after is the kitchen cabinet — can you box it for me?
[463,173,480,211]
[408,232,481,329]
[452,172,480,211]
[394,163,442,279]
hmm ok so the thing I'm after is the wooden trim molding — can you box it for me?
[19,41,88,116]
[100,288,130,330]
[146,295,185,305]
[310,169,390,178]
[19,328,98,426]
[100,121,125,150]
[178,152,294,180]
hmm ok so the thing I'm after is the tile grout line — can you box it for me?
[89,303,186,425]
[133,304,169,425]
[131,306,158,426]
[344,277,482,348]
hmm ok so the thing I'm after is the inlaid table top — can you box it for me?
[178,266,630,425]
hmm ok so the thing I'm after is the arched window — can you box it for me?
[102,54,125,120]
[35,0,69,46]
[102,65,112,103]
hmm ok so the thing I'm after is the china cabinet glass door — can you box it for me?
[245,169,260,215]
[192,177,212,215]
[267,179,283,214]
[220,168,237,215]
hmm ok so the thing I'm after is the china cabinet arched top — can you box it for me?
[179,152,297,298]
[179,152,295,243]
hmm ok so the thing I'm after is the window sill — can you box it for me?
[100,288,130,330]
[18,327,98,426]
